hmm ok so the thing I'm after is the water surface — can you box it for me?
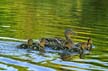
[0,0,108,71]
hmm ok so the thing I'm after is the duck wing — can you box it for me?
[45,38,65,49]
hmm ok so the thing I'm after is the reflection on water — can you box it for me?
[0,0,108,71]
[0,40,108,71]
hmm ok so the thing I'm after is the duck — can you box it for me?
[86,38,93,51]
[77,37,93,58]
[79,37,93,51]
[18,38,47,52]
[32,38,46,52]
[17,39,35,49]
[61,40,82,60]
[45,29,75,50]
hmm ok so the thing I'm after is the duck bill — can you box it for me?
[71,31,76,35]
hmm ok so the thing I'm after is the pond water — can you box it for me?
[0,0,108,71]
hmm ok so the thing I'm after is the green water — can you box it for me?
[0,0,108,71]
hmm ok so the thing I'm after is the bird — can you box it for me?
[76,37,93,51]
[44,29,75,50]
[17,39,34,49]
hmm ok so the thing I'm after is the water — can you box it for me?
[0,0,108,71]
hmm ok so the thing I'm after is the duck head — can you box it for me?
[64,29,75,40]
[39,38,47,47]
[87,37,92,49]
[27,39,33,46]
[87,37,92,44]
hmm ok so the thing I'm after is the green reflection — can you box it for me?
[0,0,108,70]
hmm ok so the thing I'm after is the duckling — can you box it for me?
[87,38,92,51]
[80,42,88,50]
[80,37,93,50]
[32,38,46,52]
[39,38,46,47]
[18,39,35,49]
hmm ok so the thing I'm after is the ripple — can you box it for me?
[78,59,108,66]
[0,63,17,71]
[0,57,56,71]
[0,40,59,63]
[51,59,108,71]
[0,37,26,41]
[1,25,11,28]
[0,40,107,71]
